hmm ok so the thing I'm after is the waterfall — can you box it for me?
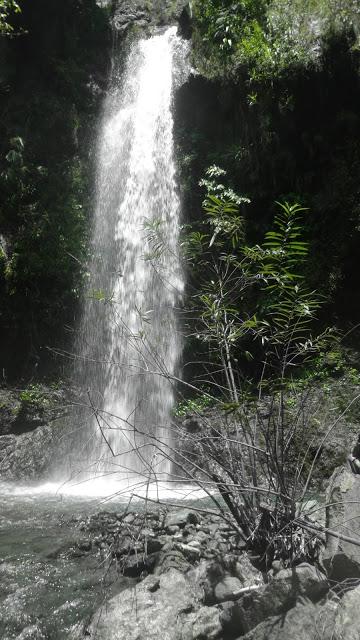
[68,27,188,492]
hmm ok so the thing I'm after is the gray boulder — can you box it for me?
[87,567,208,640]
[16,625,46,640]
[0,386,67,437]
[324,465,360,579]
[239,599,337,640]
[0,389,21,435]
[232,563,328,635]
[268,563,329,605]
[0,424,56,480]
[233,554,264,588]
[241,584,360,640]
[181,606,222,640]
[214,576,243,603]
[165,509,200,529]
[333,584,360,640]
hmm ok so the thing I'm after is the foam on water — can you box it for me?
[0,479,207,502]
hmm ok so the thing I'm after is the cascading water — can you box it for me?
[65,27,189,493]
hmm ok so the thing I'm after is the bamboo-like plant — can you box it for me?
[179,182,333,566]
[81,172,343,568]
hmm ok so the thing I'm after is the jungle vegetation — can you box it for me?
[0,0,359,392]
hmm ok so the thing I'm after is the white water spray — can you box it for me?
[65,27,188,492]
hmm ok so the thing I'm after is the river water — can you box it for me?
[0,26,191,639]
[0,477,209,639]
[0,487,129,640]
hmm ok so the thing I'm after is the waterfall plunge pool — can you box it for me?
[0,481,212,639]
[0,489,130,640]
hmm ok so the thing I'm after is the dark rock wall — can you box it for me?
[112,0,190,32]
[174,30,360,336]
[0,0,111,381]
[0,385,69,479]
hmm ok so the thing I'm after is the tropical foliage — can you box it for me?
[0,0,109,378]
[0,0,20,34]
[183,171,323,396]
[173,178,339,564]
[191,0,360,80]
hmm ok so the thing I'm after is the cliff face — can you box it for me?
[1,0,359,381]
[174,24,360,338]
[112,0,189,32]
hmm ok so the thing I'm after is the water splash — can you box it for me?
[66,27,188,490]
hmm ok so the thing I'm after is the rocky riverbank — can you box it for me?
[68,477,360,640]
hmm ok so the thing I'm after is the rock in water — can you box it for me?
[0,425,55,480]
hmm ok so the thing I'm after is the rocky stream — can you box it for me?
[2,387,360,639]
[1,468,360,640]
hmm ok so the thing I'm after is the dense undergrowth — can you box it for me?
[191,0,360,81]
[176,0,360,368]
[0,0,360,395]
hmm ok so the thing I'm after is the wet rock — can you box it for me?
[232,563,328,635]
[0,425,56,480]
[165,509,200,529]
[181,605,222,640]
[178,5,192,40]
[154,549,191,575]
[112,0,190,33]
[87,568,202,640]
[174,542,201,561]
[0,434,15,473]
[325,465,360,579]
[333,583,360,639]
[239,599,338,640]
[122,551,158,577]
[214,576,243,603]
